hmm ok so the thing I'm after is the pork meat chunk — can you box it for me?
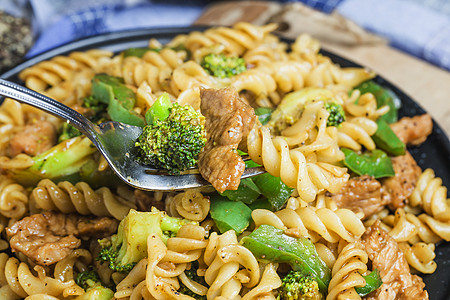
[6,211,118,266]
[330,175,388,219]
[382,151,421,209]
[198,87,256,193]
[362,220,428,300]
[8,120,57,156]
[390,114,433,146]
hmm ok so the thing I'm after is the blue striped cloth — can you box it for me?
[5,0,449,71]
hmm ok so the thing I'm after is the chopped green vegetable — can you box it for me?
[97,209,195,273]
[145,92,172,124]
[355,269,383,297]
[91,74,145,127]
[371,118,405,156]
[209,194,252,234]
[122,47,160,57]
[75,268,114,300]
[254,107,274,125]
[58,122,81,143]
[224,156,293,210]
[241,224,331,293]
[324,102,345,127]
[353,80,398,124]
[11,137,96,186]
[342,148,395,178]
[76,269,101,291]
[252,173,294,210]
[200,53,246,78]
[220,178,262,204]
[247,197,273,211]
[277,271,322,300]
[82,95,109,124]
[136,102,206,175]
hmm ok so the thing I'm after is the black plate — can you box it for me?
[2,27,450,299]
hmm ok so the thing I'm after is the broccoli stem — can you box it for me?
[11,137,96,186]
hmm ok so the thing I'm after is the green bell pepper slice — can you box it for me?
[353,80,398,124]
[210,194,252,234]
[91,74,145,127]
[342,148,395,178]
[145,93,172,125]
[355,269,383,296]
[254,107,274,125]
[372,118,405,156]
[241,224,331,293]
[122,47,161,58]
[220,178,262,204]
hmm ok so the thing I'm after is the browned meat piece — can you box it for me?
[390,114,433,146]
[382,151,421,209]
[6,211,118,266]
[8,120,57,156]
[362,220,429,300]
[198,87,256,193]
[330,175,388,219]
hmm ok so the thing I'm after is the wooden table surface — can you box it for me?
[195,1,450,136]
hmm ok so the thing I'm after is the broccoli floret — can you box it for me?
[277,271,323,300]
[83,95,109,123]
[325,102,345,127]
[76,269,101,291]
[200,53,246,78]
[10,136,97,186]
[74,286,114,300]
[97,208,195,273]
[178,261,207,299]
[75,269,114,300]
[135,103,206,175]
[58,122,82,143]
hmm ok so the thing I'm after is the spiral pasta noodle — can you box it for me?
[242,263,281,300]
[409,168,450,221]
[118,47,188,96]
[399,242,437,274]
[336,118,377,151]
[0,98,27,156]
[0,175,29,219]
[370,208,450,244]
[326,241,368,300]
[252,207,365,244]
[247,125,349,202]
[166,189,210,222]
[203,230,260,299]
[182,22,278,59]
[30,179,136,220]
[0,253,81,299]
[18,49,113,93]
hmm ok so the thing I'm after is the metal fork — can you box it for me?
[0,79,265,191]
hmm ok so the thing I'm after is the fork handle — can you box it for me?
[0,79,99,141]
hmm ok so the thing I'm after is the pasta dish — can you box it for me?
[0,22,448,299]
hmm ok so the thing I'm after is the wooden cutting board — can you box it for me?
[195,1,450,136]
